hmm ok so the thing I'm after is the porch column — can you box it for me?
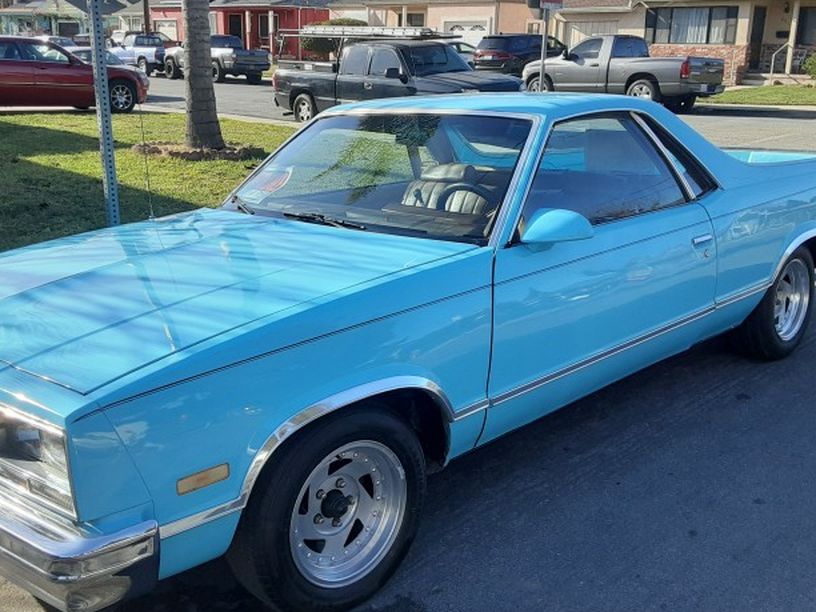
[401,5,407,27]
[268,9,275,57]
[245,9,251,48]
[785,0,801,74]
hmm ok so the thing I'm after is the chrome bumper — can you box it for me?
[0,493,158,612]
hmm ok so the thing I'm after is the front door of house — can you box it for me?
[228,14,244,43]
[749,6,767,70]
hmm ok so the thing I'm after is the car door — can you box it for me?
[362,46,413,100]
[19,41,93,107]
[551,37,603,92]
[0,40,35,105]
[482,111,717,442]
[335,44,370,104]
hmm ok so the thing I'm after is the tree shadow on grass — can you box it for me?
[0,121,202,253]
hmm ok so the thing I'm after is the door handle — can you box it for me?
[363,82,372,90]
[589,63,600,67]
[692,234,714,246]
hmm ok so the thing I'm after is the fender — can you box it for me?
[158,376,456,540]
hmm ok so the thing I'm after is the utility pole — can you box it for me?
[87,0,121,226]
[144,0,151,33]
[538,8,548,91]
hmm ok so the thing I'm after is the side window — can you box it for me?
[571,38,602,59]
[19,43,68,62]
[0,42,20,60]
[123,35,135,47]
[522,113,686,225]
[639,114,718,198]
[369,48,402,76]
[340,45,369,76]
[612,38,641,58]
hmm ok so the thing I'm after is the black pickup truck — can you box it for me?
[273,39,523,121]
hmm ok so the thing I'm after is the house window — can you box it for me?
[259,13,280,39]
[398,13,425,26]
[527,21,541,34]
[645,6,738,44]
[799,7,816,46]
[209,13,217,35]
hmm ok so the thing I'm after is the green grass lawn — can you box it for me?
[707,84,816,106]
[0,112,295,252]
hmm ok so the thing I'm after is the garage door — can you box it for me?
[443,20,490,47]
[155,19,179,41]
[565,20,618,46]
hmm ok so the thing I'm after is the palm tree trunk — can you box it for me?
[183,0,225,149]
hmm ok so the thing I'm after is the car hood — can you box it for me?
[415,70,521,92]
[0,209,472,395]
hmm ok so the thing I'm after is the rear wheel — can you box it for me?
[293,92,316,122]
[109,79,136,113]
[228,408,426,612]
[137,57,152,77]
[164,58,181,80]
[626,78,660,102]
[734,247,814,360]
[665,95,696,114]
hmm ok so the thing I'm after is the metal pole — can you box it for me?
[539,8,548,92]
[87,0,120,226]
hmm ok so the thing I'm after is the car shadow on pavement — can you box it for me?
[695,105,816,120]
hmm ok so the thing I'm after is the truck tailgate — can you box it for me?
[686,56,724,87]
[234,49,271,67]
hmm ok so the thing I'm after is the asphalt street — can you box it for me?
[142,75,816,151]
[3,81,816,612]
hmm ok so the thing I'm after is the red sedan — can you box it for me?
[0,36,148,113]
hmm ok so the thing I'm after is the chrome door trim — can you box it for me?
[631,111,696,201]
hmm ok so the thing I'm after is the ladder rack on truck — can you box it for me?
[273,25,459,57]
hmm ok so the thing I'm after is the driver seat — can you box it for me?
[402,163,490,215]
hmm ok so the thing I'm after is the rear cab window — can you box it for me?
[612,37,649,58]
[340,45,370,76]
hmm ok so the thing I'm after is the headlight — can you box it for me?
[0,404,75,518]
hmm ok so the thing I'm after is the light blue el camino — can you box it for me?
[1,93,816,612]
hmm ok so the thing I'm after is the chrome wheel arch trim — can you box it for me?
[159,376,479,540]
[772,228,816,283]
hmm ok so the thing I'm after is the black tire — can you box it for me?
[527,74,552,92]
[137,57,152,77]
[665,95,696,114]
[626,78,661,102]
[165,58,181,80]
[228,407,426,612]
[108,79,136,113]
[734,246,814,360]
[212,60,225,83]
[293,92,316,122]
[247,72,263,84]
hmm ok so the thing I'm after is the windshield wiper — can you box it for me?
[231,195,256,215]
[283,211,367,231]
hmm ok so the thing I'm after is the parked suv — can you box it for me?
[473,34,565,75]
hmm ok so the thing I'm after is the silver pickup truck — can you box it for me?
[164,35,270,84]
[521,34,724,113]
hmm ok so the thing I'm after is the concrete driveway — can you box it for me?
[2,88,816,612]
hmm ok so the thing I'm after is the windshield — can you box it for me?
[231,114,532,245]
[73,49,124,65]
[407,45,471,76]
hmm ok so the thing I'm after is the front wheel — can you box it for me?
[626,78,660,102]
[109,79,136,113]
[164,58,181,80]
[734,246,814,360]
[293,92,316,122]
[212,61,226,82]
[228,408,426,612]
[527,74,552,92]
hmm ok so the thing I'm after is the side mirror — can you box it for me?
[384,67,401,79]
[520,208,593,246]
[561,48,571,60]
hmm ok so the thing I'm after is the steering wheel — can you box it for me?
[436,183,492,213]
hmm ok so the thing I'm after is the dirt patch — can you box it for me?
[132,142,266,161]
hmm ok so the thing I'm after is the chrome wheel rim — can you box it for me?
[774,258,811,341]
[296,99,313,121]
[289,440,407,588]
[629,83,653,99]
[212,65,219,80]
[529,78,540,92]
[110,84,132,110]
[138,59,147,72]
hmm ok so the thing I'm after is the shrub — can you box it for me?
[301,18,368,56]
[804,54,816,79]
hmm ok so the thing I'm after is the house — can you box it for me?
[550,0,815,83]
[150,0,330,56]
[328,0,541,46]
[0,0,144,37]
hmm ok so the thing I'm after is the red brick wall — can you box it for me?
[648,43,750,85]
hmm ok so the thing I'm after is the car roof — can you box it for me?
[329,92,663,122]
[349,39,449,48]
